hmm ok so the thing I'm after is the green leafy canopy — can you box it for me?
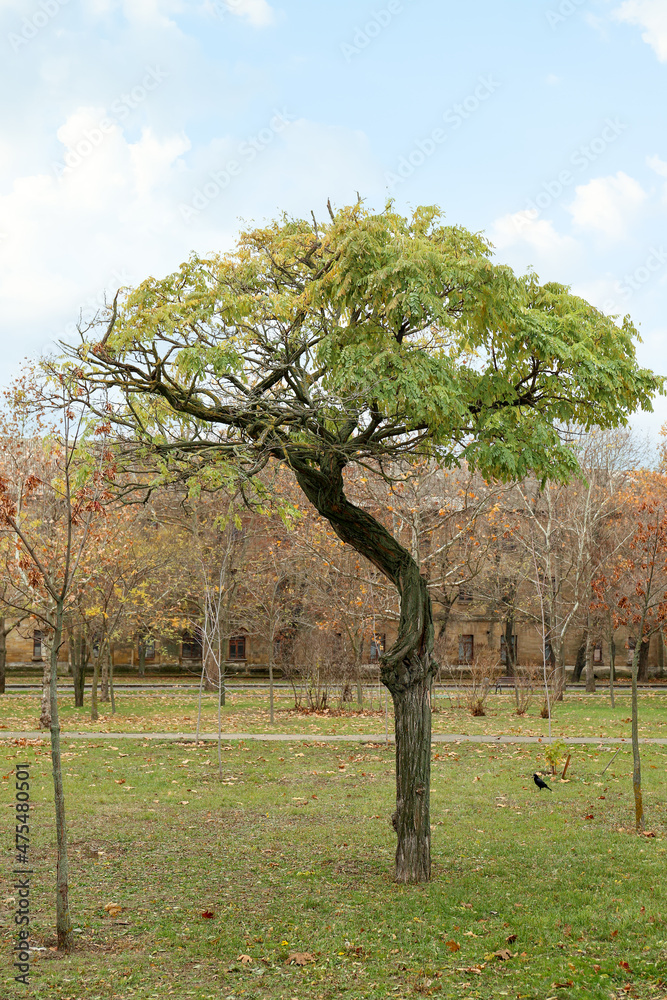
[66,201,662,487]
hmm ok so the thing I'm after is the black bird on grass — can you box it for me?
[533,773,552,791]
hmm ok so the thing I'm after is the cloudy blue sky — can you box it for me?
[1,0,667,439]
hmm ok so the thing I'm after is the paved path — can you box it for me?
[2,731,666,745]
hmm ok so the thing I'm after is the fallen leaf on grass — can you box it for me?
[287,952,315,965]
[486,949,516,961]
[445,940,460,952]
[456,964,485,974]
[642,831,656,838]
[506,934,517,944]
[201,910,215,918]
[552,980,574,989]
[103,903,122,918]
[619,960,632,972]
[238,954,252,965]
[460,902,473,909]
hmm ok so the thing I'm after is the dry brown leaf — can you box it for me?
[552,980,574,989]
[445,940,460,952]
[489,948,516,961]
[103,903,122,918]
[238,954,252,965]
[287,951,315,965]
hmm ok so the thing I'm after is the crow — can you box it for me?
[533,773,552,791]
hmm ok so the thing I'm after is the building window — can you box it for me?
[32,631,43,661]
[229,635,246,660]
[459,634,474,664]
[182,632,202,659]
[458,586,473,604]
[144,639,155,661]
[500,634,517,665]
[593,644,603,664]
[370,634,386,662]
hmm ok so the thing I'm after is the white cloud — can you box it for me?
[208,0,276,28]
[0,107,381,378]
[566,171,647,238]
[647,153,667,177]
[613,0,667,61]
[491,211,576,254]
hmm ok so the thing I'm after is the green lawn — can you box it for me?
[1,736,666,999]
[0,689,666,740]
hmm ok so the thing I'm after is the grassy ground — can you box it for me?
[1,736,666,1000]
[0,689,666,740]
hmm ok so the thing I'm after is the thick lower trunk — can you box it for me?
[291,456,435,883]
[138,638,146,677]
[391,674,431,882]
[49,609,73,951]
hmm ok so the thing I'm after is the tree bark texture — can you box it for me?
[291,456,435,883]
[609,634,616,709]
[49,608,73,950]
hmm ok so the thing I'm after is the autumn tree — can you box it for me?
[0,373,110,949]
[593,473,667,831]
[65,202,660,883]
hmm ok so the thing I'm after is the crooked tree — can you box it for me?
[66,202,660,882]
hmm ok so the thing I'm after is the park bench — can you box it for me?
[494,675,516,693]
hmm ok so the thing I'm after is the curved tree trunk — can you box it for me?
[292,456,435,883]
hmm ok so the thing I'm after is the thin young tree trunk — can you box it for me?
[138,637,146,677]
[109,643,116,714]
[100,636,109,702]
[609,633,616,709]
[91,650,100,721]
[40,638,52,729]
[584,618,596,693]
[49,605,73,950]
[268,649,275,724]
[0,621,6,695]
[631,638,644,832]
